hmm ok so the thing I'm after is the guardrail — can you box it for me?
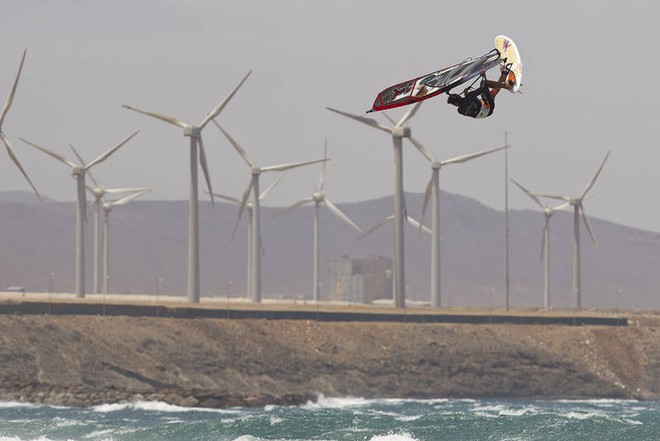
[0,301,628,326]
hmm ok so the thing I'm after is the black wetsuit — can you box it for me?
[457,84,495,119]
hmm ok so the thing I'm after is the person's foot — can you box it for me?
[506,72,516,90]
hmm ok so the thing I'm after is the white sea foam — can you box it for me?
[90,400,243,414]
[82,428,114,439]
[0,401,38,409]
[303,395,457,410]
[370,432,419,441]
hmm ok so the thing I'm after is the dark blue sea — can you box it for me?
[1,397,658,440]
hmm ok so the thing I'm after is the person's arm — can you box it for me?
[483,71,509,89]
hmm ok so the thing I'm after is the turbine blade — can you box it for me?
[317,141,328,192]
[20,137,78,168]
[441,145,507,167]
[0,49,26,127]
[408,135,434,163]
[324,199,361,232]
[382,112,397,126]
[326,107,393,134]
[86,131,139,170]
[580,206,602,257]
[359,215,394,240]
[418,175,434,237]
[105,187,151,195]
[214,122,255,168]
[551,202,570,212]
[260,158,327,173]
[260,173,286,200]
[407,215,432,235]
[531,192,573,203]
[86,198,98,225]
[69,144,103,189]
[200,70,252,128]
[197,136,214,206]
[396,101,422,127]
[510,178,544,209]
[581,151,611,198]
[273,197,313,218]
[68,144,85,166]
[112,189,151,206]
[208,192,241,204]
[1,133,42,200]
[122,105,190,129]
[231,182,252,239]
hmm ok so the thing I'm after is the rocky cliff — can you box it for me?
[1,312,659,408]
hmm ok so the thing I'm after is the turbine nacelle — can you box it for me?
[184,126,201,137]
[92,187,105,198]
[392,126,411,139]
[312,191,325,203]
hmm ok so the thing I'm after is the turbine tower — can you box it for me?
[414,141,508,307]
[327,103,427,308]
[70,145,150,294]
[123,70,251,303]
[533,151,610,309]
[215,123,327,302]
[21,132,139,297]
[511,179,568,309]
[210,175,285,300]
[275,143,362,302]
[102,189,151,294]
[0,49,41,200]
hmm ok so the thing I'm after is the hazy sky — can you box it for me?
[1,1,659,232]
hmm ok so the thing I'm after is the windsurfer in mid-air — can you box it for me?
[446,68,515,119]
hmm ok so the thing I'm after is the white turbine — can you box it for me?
[101,189,151,294]
[122,70,251,303]
[532,151,611,310]
[415,141,508,308]
[0,49,41,200]
[327,102,427,308]
[359,214,432,238]
[215,123,327,303]
[69,144,150,294]
[511,179,569,310]
[21,132,139,297]
[210,174,285,300]
[275,142,362,302]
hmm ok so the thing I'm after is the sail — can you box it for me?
[370,49,502,113]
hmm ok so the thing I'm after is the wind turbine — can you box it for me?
[70,143,149,294]
[275,142,362,302]
[101,189,151,294]
[215,123,327,303]
[327,102,428,308]
[210,174,285,301]
[511,178,568,310]
[0,49,41,200]
[532,151,611,310]
[20,132,139,297]
[122,70,251,303]
[414,141,508,308]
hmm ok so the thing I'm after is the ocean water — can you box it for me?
[0,397,658,441]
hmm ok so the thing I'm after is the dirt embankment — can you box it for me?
[0,314,659,408]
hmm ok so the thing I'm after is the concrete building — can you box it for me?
[324,255,392,304]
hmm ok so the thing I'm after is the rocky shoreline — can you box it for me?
[0,313,659,408]
[0,384,316,409]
